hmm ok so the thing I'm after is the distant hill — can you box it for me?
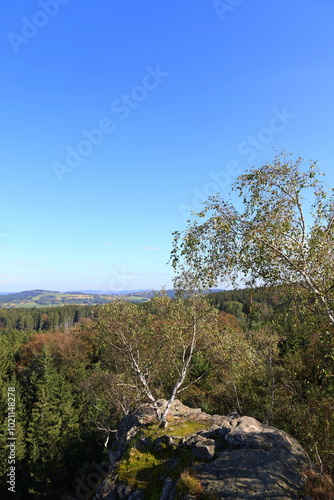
[0,290,59,304]
[0,288,225,308]
[0,289,150,308]
[73,289,153,295]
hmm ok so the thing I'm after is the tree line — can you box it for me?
[0,304,98,332]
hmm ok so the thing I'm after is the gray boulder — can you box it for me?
[93,400,329,500]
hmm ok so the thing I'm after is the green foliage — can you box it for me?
[0,322,104,498]
[172,152,334,327]
[0,304,98,331]
[95,294,220,423]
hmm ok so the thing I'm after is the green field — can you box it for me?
[0,290,150,308]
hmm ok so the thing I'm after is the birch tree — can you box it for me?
[171,153,334,327]
[97,294,218,427]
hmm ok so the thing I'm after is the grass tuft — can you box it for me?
[303,468,334,500]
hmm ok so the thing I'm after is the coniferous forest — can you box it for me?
[1,285,333,498]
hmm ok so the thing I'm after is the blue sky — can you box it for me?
[1,0,334,292]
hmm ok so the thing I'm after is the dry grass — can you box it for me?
[303,468,334,500]
[176,469,203,496]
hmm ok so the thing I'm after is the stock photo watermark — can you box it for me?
[107,268,138,291]
[213,0,245,21]
[6,387,16,494]
[7,0,72,54]
[61,459,112,499]
[178,106,296,221]
[237,107,296,161]
[52,65,169,182]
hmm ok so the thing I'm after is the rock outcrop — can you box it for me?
[93,399,323,500]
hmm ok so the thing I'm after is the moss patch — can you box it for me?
[142,418,210,441]
[116,419,211,499]
[116,448,176,500]
[117,448,162,490]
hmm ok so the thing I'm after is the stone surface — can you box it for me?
[93,399,322,500]
[185,435,217,460]
[159,478,176,500]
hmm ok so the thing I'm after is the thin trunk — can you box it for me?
[160,321,197,427]
[318,294,334,327]
[128,350,162,421]
[232,377,242,415]
[265,354,275,425]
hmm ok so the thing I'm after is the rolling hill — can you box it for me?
[0,288,224,308]
[0,289,151,308]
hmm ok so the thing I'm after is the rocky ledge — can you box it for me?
[93,399,330,500]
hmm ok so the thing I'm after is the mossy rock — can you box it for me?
[115,419,210,499]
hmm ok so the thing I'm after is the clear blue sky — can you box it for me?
[1,0,334,292]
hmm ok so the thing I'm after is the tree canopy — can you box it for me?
[96,294,219,426]
[171,152,334,326]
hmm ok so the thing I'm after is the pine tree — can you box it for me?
[26,350,81,493]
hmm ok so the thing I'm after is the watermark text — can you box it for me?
[7,387,16,494]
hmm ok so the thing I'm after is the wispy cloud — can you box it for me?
[11,261,36,267]
[0,274,24,284]
[141,246,162,251]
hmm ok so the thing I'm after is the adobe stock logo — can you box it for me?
[52,65,169,182]
[107,268,138,292]
[178,106,296,222]
[61,460,112,500]
[237,107,296,162]
[7,0,71,54]
[213,0,244,21]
